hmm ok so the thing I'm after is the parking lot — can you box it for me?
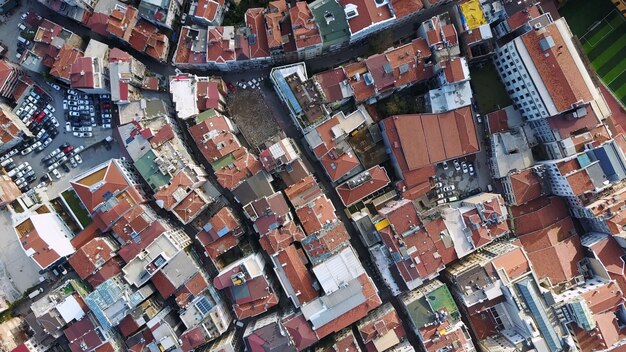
[0,3,28,64]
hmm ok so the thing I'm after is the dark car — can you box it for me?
[4,162,16,171]
[227,82,236,93]
[61,163,70,173]
[25,174,36,183]
[19,185,30,193]
[49,129,59,138]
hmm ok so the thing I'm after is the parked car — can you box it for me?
[68,111,80,117]
[443,185,456,192]
[74,155,82,164]
[52,169,61,179]
[468,164,475,176]
[453,160,461,171]
[79,126,92,132]
[461,162,468,174]
[48,82,60,91]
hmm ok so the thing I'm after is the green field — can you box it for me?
[561,0,626,105]
[470,64,513,114]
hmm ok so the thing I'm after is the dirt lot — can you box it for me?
[226,89,280,151]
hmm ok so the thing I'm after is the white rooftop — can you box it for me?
[56,295,85,324]
[429,81,473,113]
[170,76,199,119]
[312,247,365,295]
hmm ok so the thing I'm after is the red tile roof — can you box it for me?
[259,221,306,255]
[50,45,83,81]
[314,68,348,103]
[195,0,224,22]
[172,190,208,224]
[189,115,241,164]
[588,235,626,295]
[295,194,337,235]
[215,147,263,190]
[282,313,319,351]
[441,57,468,83]
[86,257,124,288]
[130,20,169,61]
[391,0,423,18]
[507,5,541,31]
[203,232,239,260]
[87,12,110,36]
[196,207,242,245]
[520,21,594,112]
[246,8,271,58]
[197,79,224,111]
[68,237,116,280]
[490,246,531,281]
[70,57,95,89]
[154,170,195,210]
[508,168,545,205]
[335,166,390,206]
[378,200,448,284]
[207,27,237,64]
[277,245,319,305]
[510,196,569,235]
[175,272,209,308]
[289,2,322,50]
[301,222,350,264]
[381,106,479,171]
[284,175,322,208]
[107,5,138,41]
[339,0,393,35]
[358,304,405,351]
[65,318,106,352]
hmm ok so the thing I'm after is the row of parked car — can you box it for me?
[43,143,84,179]
[1,156,35,192]
[14,87,59,154]
[64,90,112,134]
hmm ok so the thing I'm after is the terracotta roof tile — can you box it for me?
[68,237,117,280]
[70,57,95,89]
[508,168,545,205]
[195,0,224,22]
[50,45,83,82]
[215,147,262,190]
[520,21,594,112]
[246,8,270,58]
[172,189,208,224]
[335,166,390,206]
[282,313,319,351]
[339,0,393,35]
[260,221,306,255]
[295,194,337,235]
[391,0,423,18]
[277,245,319,305]
[289,2,321,50]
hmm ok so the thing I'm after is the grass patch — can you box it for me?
[608,70,626,93]
[596,52,626,76]
[11,200,24,213]
[470,64,512,114]
[586,24,612,45]
[587,23,626,61]
[559,0,615,36]
[591,35,626,67]
[61,189,92,228]
[602,59,626,82]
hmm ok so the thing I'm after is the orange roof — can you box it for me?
[50,45,83,81]
[358,304,405,348]
[441,57,468,83]
[245,8,270,59]
[207,27,237,63]
[508,168,544,205]
[295,194,337,235]
[154,170,195,210]
[203,232,239,260]
[68,237,116,279]
[381,106,479,171]
[339,0,392,35]
[195,0,224,22]
[196,207,242,245]
[0,110,22,148]
[566,169,595,196]
[110,204,153,244]
[70,57,95,89]
[320,150,362,182]
[302,222,350,264]
[344,62,376,102]
[277,245,318,305]
[71,160,143,214]
[107,5,138,41]
[289,2,321,50]
[391,0,423,18]
[510,196,569,235]
[520,21,594,112]
[588,235,626,295]
[335,166,390,206]
[507,5,541,31]
[173,189,207,224]
[490,246,531,281]
[284,175,322,208]
[214,147,262,190]
[259,221,306,255]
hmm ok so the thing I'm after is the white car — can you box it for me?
[52,118,60,127]
[77,132,93,138]
[65,121,71,132]
[20,146,33,155]
[102,123,111,129]
[69,157,77,167]
[31,141,42,150]
[69,111,80,117]
[443,185,456,192]
[67,89,77,96]
[46,104,56,113]
[469,164,475,176]
[48,82,60,91]
[461,162,468,174]
[48,162,60,171]
[453,160,461,171]
[79,126,92,132]
[52,169,61,179]
[74,155,82,164]
[20,12,28,20]
[74,145,85,153]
